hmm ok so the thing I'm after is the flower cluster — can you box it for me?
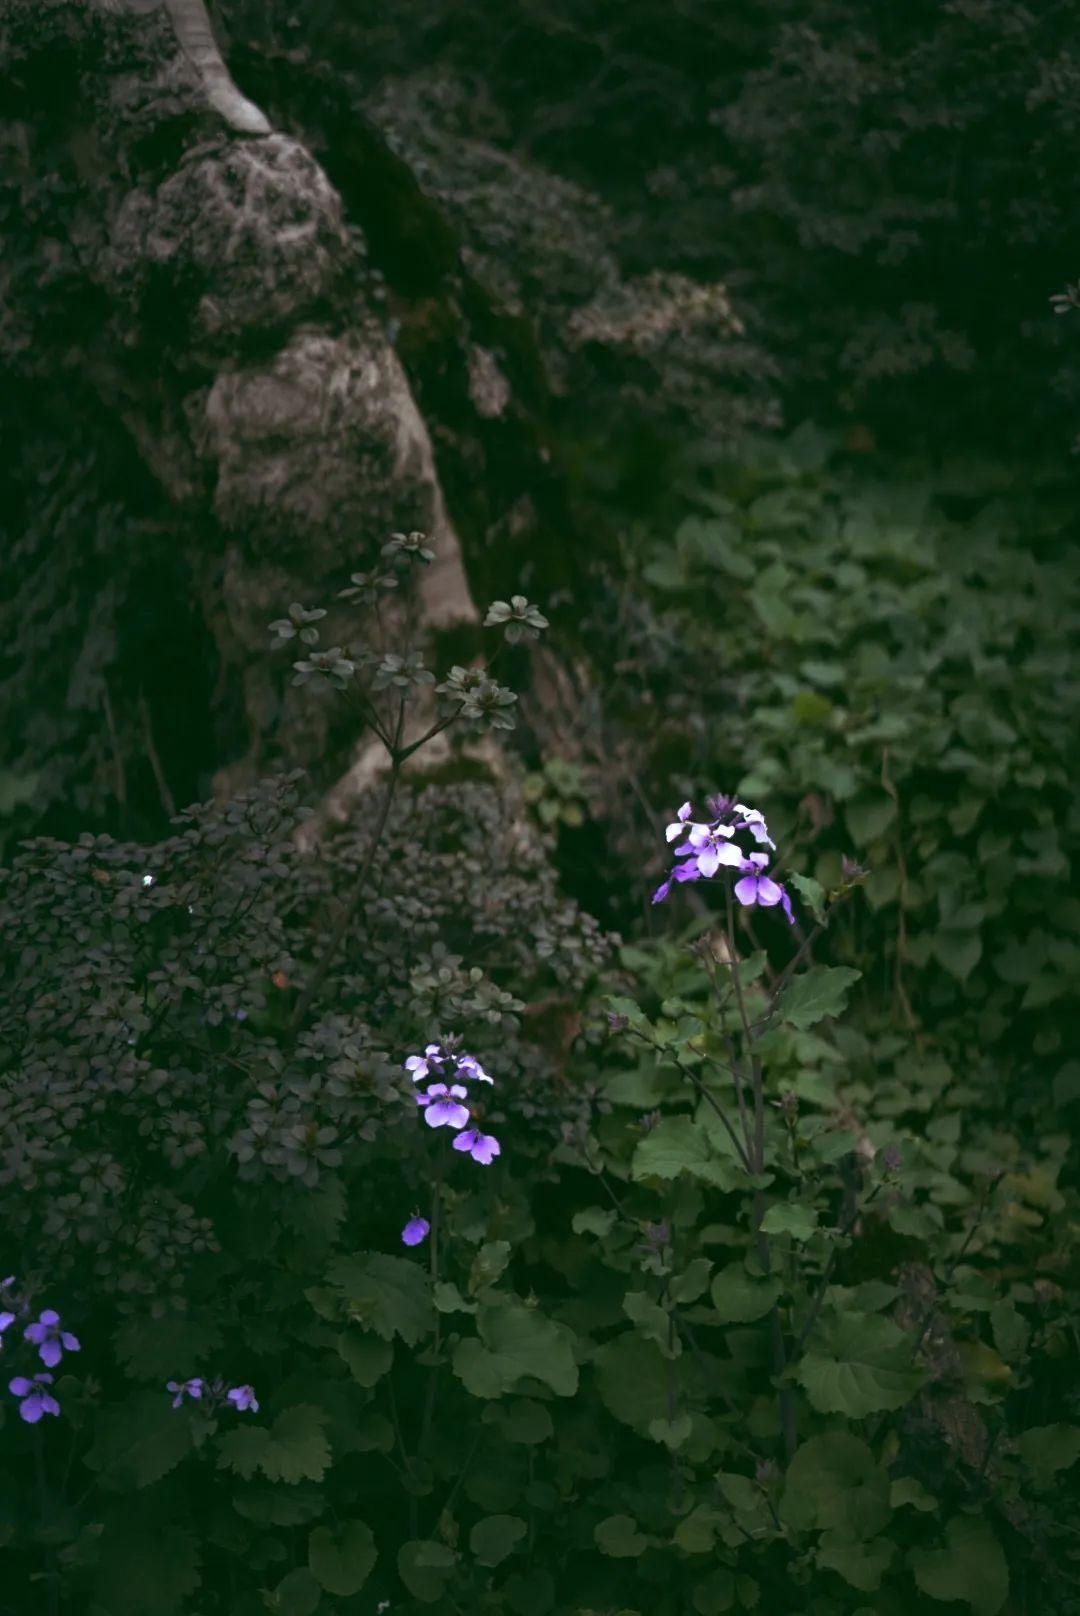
[1,1276,259,1425]
[1,1279,82,1423]
[401,1040,501,1246]
[166,1377,259,1414]
[652,797,795,923]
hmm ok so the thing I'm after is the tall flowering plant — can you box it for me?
[603,792,871,1463]
[400,1038,501,1247]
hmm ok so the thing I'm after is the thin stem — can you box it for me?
[417,1153,444,1464]
[285,726,403,1043]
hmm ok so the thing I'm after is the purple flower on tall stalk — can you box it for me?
[400,1041,502,1245]
[9,1373,60,1423]
[452,1128,501,1164]
[416,1083,471,1129]
[227,1384,259,1413]
[24,1310,80,1370]
[652,795,795,923]
[734,853,795,923]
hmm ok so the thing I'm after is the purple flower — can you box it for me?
[452,1129,501,1165]
[664,802,698,842]
[0,1310,15,1339]
[24,1310,80,1370]
[687,822,744,878]
[454,1053,492,1085]
[9,1373,60,1423]
[416,1083,471,1129]
[734,854,796,925]
[227,1384,259,1413]
[166,1377,204,1409]
[732,803,776,850]
[402,1215,431,1246]
[652,859,705,905]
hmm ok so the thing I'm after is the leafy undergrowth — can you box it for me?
[1,430,1079,1615]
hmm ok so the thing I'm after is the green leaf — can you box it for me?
[336,1331,393,1386]
[845,793,897,847]
[593,1333,696,1436]
[778,965,862,1030]
[92,1509,201,1615]
[594,1514,649,1558]
[452,1302,579,1398]
[934,927,982,981]
[397,1539,456,1603]
[817,1531,894,1592]
[469,1514,527,1567]
[497,1399,554,1445]
[572,1207,617,1238]
[760,1203,818,1241]
[891,1476,938,1512]
[111,1314,224,1382]
[82,1391,194,1491]
[216,1405,330,1485]
[789,872,827,924]
[780,1433,891,1539]
[232,1483,326,1527]
[623,1289,681,1356]
[1014,1424,1080,1491]
[469,1240,512,1295]
[710,1265,781,1323]
[322,1253,432,1344]
[433,1280,477,1314]
[690,1567,736,1614]
[795,1314,923,1417]
[909,1514,1009,1615]
[648,1412,693,1450]
[670,1256,713,1304]
[308,1519,377,1596]
[989,1299,1029,1363]
[271,1567,322,1616]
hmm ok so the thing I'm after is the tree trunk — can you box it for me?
[0,0,590,843]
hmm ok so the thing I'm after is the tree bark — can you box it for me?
[0,0,583,840]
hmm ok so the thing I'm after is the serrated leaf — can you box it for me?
[778,965,862,1030]
[322,1252,432,1344]
[631,1114,741,1190]
[216,1405,330,1485]
[82,1391,194,1492]
[909,1514,1008,1615]
[308,1518,377,1596]
[111,1313,224,1381]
